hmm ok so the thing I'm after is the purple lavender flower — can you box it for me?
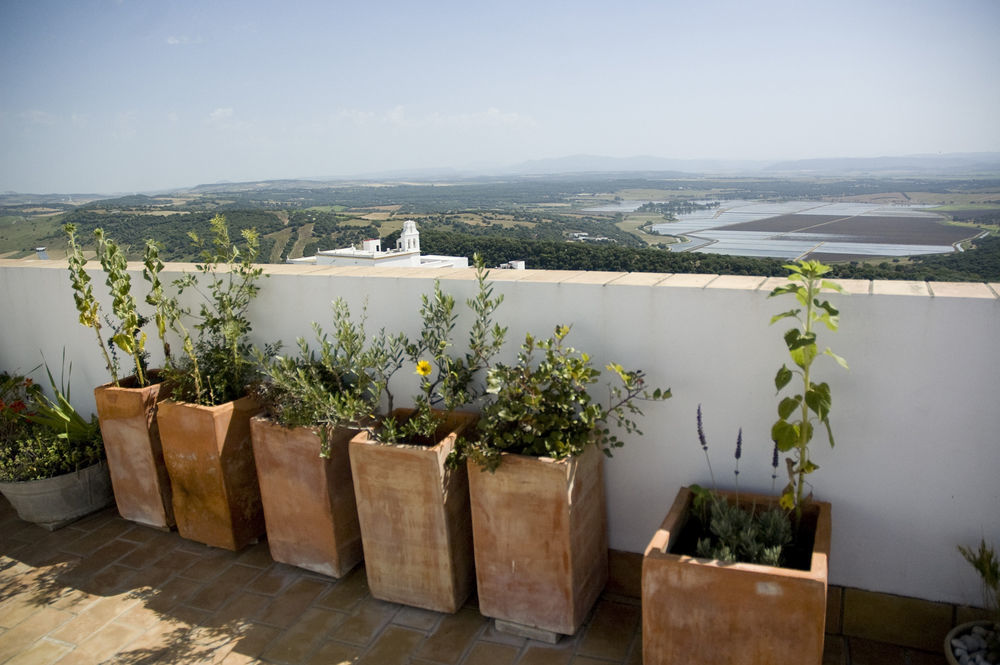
[697,404,707,452]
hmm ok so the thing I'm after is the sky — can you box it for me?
[1,0,999,194]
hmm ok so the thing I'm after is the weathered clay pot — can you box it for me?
[0,460,114,531]
[94,374,174,529]
[642,487,832,665]
[348,409,477,613]
[250,417,362,577]
[157,397,264,551]
[467,442,608,638]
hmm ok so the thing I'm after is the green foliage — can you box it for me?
[0,359,103,482]
[959,539,1000,636]
[693,497,792,567]
[689,405,792,567]
[460,325,669,472]
[159,214,267,405]
[768,260,848,518]
[253,299,406,455]
[378,256,506,444]
[64,224,155,386]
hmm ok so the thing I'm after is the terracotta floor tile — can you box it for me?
[392,606,443,632]
[60,520,134,556]
[315,566,369,611]
[357,625,425,665]
[48,594,141,645]
[227,622,282,660]
[2,636,73,665]
[179,550,239,583]
[86,563,138,596]
[235,542,275,569]
[187,564,262,612]
[0,607,75,662]
[150,548,202,573]
[462,641,519,665]
[117,523,171,544]
[245,563,302,596]
[206,591,274,629]
[571,657,619,665]
[115,603,170,631]
[478,621,527,648]
[71,621,145,664]
[576,599,640,662]
[328,596,399,646]
[304,639,362,665]
[261,607,348,662]
[414,607,484,664]
[59,540,137,586]
[253,577,328,627]
[139,576,202,614]
[517,643,574,665]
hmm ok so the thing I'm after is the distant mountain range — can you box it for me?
[3,152,999,200]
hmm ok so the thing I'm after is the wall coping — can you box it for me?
[3,258,997,300]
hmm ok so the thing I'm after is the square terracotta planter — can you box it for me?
[467,442,608,637]
[348,409,477,613]
[250,417,362,577]
[642,487,831,665]
[157,396,265,551]
[94,375,174,529]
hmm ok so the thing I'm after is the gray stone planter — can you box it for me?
[0,461,114,530]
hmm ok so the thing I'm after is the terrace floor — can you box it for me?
[0,498,940,665]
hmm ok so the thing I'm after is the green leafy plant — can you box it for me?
[958,538,1000,651]
[253,299,406,456]
[768,259,848,519]
[689,405,792,567]
[0,357,103,483]
[459,324,669,472]
[156,214,266,405]
[377,256,506,444]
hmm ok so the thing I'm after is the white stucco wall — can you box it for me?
[1,259,998,606]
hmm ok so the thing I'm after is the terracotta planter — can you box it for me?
[157,397,264,551]
[250,417,362,577]
[467,443,608,637]
[0,460,114,530]
[348,409,477,613]
[642,487,831,665]
[94,374,174,529]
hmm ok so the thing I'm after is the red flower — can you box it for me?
[9,400,26,413]
[23,378,33,387]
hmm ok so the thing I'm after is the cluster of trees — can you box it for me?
[420,230,1000,282]
[50,210,286,261]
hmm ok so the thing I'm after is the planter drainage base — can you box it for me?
[494,619,562,644]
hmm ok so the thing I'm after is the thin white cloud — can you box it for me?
[337,106,537,130]
[206,107,250,131]
[21,110,58,126]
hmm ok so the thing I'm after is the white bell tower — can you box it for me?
[397,220,420,252]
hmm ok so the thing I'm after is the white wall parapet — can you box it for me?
[1,258,997,607]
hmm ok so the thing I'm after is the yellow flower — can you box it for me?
[415,360,432,377]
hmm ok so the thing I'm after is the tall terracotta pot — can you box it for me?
[348,409,477,613]
[157,396,264,551]
[467,443,608,638]
[250,416,362,577]
[94,374,174,529]
[642,487,831,665]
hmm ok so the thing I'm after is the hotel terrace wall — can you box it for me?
[1,259,998,608]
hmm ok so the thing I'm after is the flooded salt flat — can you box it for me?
[647,200,961,259]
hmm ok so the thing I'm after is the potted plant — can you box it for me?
[642,259,846,665]
[946,539,999,665]
[0,359,113,530]
[153,214,268,551]
[250,298,405,578]
[348,258,505,613]
[64,224,174,529]
[459,325,669,639]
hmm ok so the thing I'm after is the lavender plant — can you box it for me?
[690,405,792,567]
